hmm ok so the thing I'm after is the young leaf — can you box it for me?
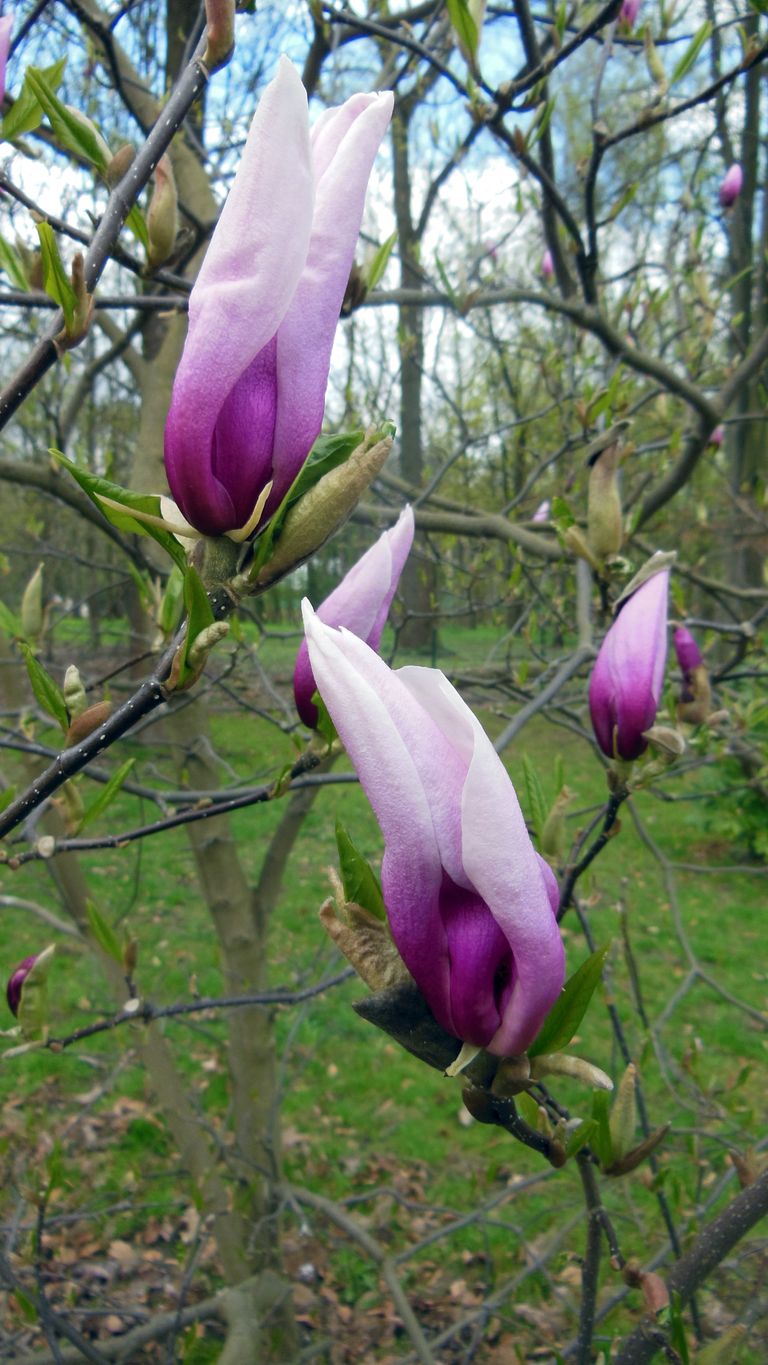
[18,644,68,731]
[590,1089,614,1168]
[365,231,398,291]
[0,599,21,637]
[1,57,67,140]
[447,0,479,61]
[521,753,548,843]
[0,234,29,290]
[528,943,611,1058]
[86,899,124,963]
[670,20,712,87]
[336,821,386,921]
[551,495,575,529]
[79,758,135,830]
[36,222,76,329]
[51,450,189,571]
[312,693,338,749]
[174,565,215,685]
[565,1118,598,1159]
[125,204,150,251]
[25,68,110,170]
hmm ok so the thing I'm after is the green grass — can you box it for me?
[1,624,766,1360]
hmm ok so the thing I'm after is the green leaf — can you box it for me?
[670,20,712,87]
[528,943,611,1058]
[0,786,16,814]
[522,753,548,842]
[175,565,215,685]
[79,758,135,831]
[51,449,189,571]
[159,565,185,635]
[36,222,76,329]
[125,204,149,250]
[12,1288,38,1323]
[528,97,556,149]
[86,899,124,963]
[590,1089,614,1168]
[515,1089,539,1128]
[435,254,459,307]
[365,231,398,291]
[25,68,109,170]
[312,692,338,749]
[336,821,386,921]
[1,57,67,140]
[18,644,68,731]
[447,0,479,60]
[0,234,29,290]
[565,1119,598,1159]
[250,428,365,577]
[0,599,21,637]
[551,495,575,529]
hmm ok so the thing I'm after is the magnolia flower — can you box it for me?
[164,58,393,536]
[719,164,743,209]
[674,624,711,724]
[589,569,669,761]
[673,625,702,676]
[709,424,725,447]
[6,954,39,1017]
[0,15,12,103]
[294,506,414,727]
[304,606,565,1056]
[619,0,641,26]
[541,249,554,281]
[532,499,550,523]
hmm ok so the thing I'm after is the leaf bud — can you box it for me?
[104,142,136,188]
[203,0,236,72]
[605,1122,669,1176]
[641,725,686,757]
[63,664,87,720]
[20,562,45,642]
[66,699,113,746]
[562,524,601,573]
[540,786,573,863]
[490,1054,531,1098]
[530,1052,613,1090]
[146,155,178,272]
[319,892,410,994]
[255,432,393,588]
[587,435,625,561]
[608,1062,637,1163]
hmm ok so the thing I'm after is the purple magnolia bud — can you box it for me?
[709,424,724,447]
[6,955,39,1018]
[673,626,702,676]
[164,59,393,536]
[719,164,743,209]
[541,250,554,281]
[619,0,641,26]
[0,16,12,104]
[303,604,565,1056]
[532,499,551,523]
[294,507,414,727]
[589,569,670,761]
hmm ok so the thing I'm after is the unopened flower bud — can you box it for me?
[541,249,554,281]
[587,435,625,561]
[6,955,39,1017]
[255,432,393,588]
[708,424,725,448]
[6,945,56,1038]
[719,163,743,209]
[104,143,136,188]
[673,625,702,674]
[63,664,88,720]
[203,0,235,72]
[20,562,44,641]
[146,155,178,272]
[619,0,641,27]
[674,626,712,724]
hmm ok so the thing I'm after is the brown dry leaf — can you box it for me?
[107,1239,137,1274]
